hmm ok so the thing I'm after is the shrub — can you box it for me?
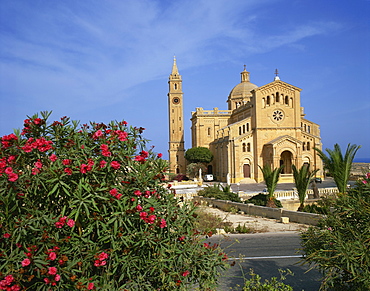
[197,184,241,202]
[245,193,282,208]
[239,269,293,290]
[301,172,370,290]
[0,112,228,290]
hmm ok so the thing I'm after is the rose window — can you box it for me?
[273,110,284,121]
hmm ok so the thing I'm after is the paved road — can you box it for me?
[208,233,322,291]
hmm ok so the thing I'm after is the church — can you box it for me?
[168,58,323,183]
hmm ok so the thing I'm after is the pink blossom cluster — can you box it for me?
[109,188,122,200]
[80,159,95,174]
[92,129,128,142]
[0,275,21,291]
[21,137,53,153]
[94,252,109,267]
[139,211,167,228]
[133,189,157,198]
[134,150,149,163]
[0,163,18,182]
[55,216,75,229]
[362,172,370,184]
[21,118,44,135]
[0,133,17,149]
[100,144,111,157]
[44,267,60,286]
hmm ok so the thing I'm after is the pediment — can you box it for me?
[266,135,302,147]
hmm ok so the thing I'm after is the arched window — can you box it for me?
[239,127,242,135]
[276,92,280,103]
[243,125,245,134]
[262,98,266,108]
[285,96,289,105]
[246,123,249,132]
[307,142,311,151]
[247,143,251,152]
[267,96,271,106]
[303,142,306,151]
[242,143,246,152]
[174,84,177,90]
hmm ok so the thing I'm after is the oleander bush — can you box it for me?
[0,112,228,290]
[245,193,282,208]
[197,184,241,202]
[301,173,370,290]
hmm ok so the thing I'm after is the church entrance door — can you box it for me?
[280,151,293,174]
[243,164,251,178]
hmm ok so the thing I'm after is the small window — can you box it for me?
[243,125,245,134]
[246,123,249,132]
[174,84,177,90]
[285,96,289,105]
[242,143,246,152]
[276,92,280,103]
[208,128,211,136]
[307,142,311,151]
[239,127,242,135]
[267,96,270,105]
[247,143,251,152]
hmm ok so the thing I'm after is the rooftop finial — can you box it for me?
[171,56,179,75]
[274,68,280,81]
[244,64,247,71]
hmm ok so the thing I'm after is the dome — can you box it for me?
[229,81,258,98]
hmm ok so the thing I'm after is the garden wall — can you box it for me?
[194,196,322,226]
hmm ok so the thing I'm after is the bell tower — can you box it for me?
[168,57,186,174]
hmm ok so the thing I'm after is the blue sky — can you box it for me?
[1,0,369,160]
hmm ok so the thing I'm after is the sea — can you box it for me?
[353,158,370,163]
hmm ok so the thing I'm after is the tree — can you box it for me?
[314,143,361,193]
[0,112,228,290]
[292,164,319,211]
[301,173,370,290]
[258,164,284,208]
[185,147,213,164]
[186,162,207,179]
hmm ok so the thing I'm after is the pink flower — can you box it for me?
[88,282,95,290]
[366,173,370,179]
[5,167,13,174]
[115,193,122,199]
[134,190,142,196]
[182,270,190,277]
[62,159,71,165]
[98,252,109,261]
[32,168,40,175]
[92,130,103,139]
[48,266,57,275]
[55,274,61,282]
[363,180,368,184]
[100,160,107,168]
[67,219,75,228]
[3,233,11,238]
[8,172,19,182]
[159,218,167,228]
[64,168,73,175]
[55,222,64,228]
[35,161,43,169]
[44,278,50,284]
[147,215,156,224]
[110,161,121,170]
[21,258,31,267]
[80,164,88,173]
[157,153,163,158]
[136,205,143,211]
[48,252,57,260]
[110,188,118,196]
[49,154,58,162]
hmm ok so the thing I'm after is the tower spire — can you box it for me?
[171,56,179,75]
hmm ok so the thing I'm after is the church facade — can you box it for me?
[168,58,323,183]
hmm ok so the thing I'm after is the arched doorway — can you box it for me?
[280,151,293,174]
[243,164,251,178]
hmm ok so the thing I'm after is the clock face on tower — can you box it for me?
[172,97,180,104]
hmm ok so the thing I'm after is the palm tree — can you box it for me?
[259,164,284,208]
[292,164,319,211]
[314,143,361,194]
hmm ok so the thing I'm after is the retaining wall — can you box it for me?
[194,196,322,226]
